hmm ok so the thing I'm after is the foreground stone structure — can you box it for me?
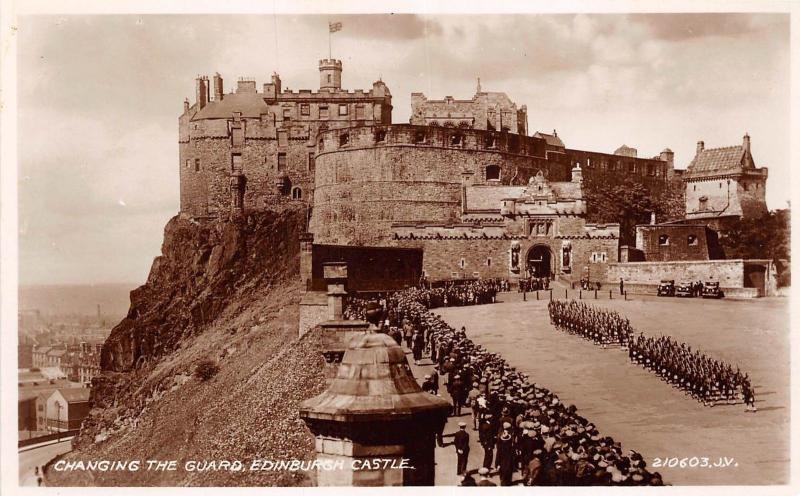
[299,332,450,486]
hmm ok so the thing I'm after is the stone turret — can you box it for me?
[319,59,342,90]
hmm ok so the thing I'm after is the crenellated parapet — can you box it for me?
[315,124,548,159]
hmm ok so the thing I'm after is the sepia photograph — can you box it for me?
[2,2,796,493]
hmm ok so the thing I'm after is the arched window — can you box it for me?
[291,187,302,200]
[485,165,501,181]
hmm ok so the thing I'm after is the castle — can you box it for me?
[179,59,771,291]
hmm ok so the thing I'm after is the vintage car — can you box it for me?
[675,281,694,297]
[702,281,724,299]
[657,279,675,297]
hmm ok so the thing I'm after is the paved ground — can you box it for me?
[430,293,789,485]
[19,438,73,486]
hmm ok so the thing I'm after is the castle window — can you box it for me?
[699,196,708,210]
[693,185,696,191]
[355,105,365,120]
[278,130,288,147]
[319,106,329,119]
[414,131,426,144]
[485,135,496,148]
[282,108,292,121]
[658,234,669,246]
[327,74,332,84]
[451,134,463,146]
[291,187,303,200]
[194,159,201,172]
[485,165,501,181]
[375,129,387,142]
[487,258,492,267]
[318,138,324,151]
[308,152,315,172]
[339,104,348,116]
[339,133,349,147]
[185,159,191,169]
[300,104,310,116]
[460,258,466,269]
[231,153,242,173]
[277,153,287,171]
[688,234,698,246]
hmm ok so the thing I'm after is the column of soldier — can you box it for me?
[349,287,664,486]
[547,300,757,411]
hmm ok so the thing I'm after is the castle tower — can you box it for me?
[683,133,768,224]
[319,59,342,90]
[659,148,675,179]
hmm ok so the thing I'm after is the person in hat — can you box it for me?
[454,422,470,475]
[422,374,435,394]
[496,426,516,486]
[477,467,496,486]
[430,366,440,395]
[468,382,482,430]
[451,374,465,416]
[478,415,496,469]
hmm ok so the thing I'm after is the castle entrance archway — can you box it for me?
[526,245,552,278]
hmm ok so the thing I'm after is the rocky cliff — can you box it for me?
[47,205,328,486]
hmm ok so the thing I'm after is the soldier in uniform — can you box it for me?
[454,422,471,475]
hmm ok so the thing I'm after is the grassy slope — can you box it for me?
[47,279,327,486]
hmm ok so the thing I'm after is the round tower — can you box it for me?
[319,59,342,90]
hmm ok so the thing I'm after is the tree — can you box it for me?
[584,177,684,246]
[718,209,790,262]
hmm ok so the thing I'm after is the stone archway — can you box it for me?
[526,245,553,278]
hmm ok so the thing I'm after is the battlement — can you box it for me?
[316,124,547,158]
[319,58,343,69]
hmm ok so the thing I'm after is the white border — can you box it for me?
[1,1,797,496]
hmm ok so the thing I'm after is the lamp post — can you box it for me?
[55,400,63,441]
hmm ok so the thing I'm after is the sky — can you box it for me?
[17,13,791,285]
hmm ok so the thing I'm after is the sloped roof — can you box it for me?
[465,186,525,211]
[685,145,751,177]
[549,181,582,200]
[192,93,269,120]
[533,131,565,148]
[57,388,91,403]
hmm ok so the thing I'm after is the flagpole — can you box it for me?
[328,21,331,59]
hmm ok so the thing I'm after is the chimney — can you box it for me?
[743,133,751,154]
[213,72,224,101]
[195,76,208,110]
[696,140,704,154]
[650,212,656,225]
[183,98,190,113]
[553,129,558,137]
[571,162,583,183]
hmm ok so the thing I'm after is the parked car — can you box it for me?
[675,281,694,297]
[657,279,675,297]
[702,281,724,299]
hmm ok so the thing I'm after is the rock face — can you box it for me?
[101,206,304,373]
[46,205,331,487]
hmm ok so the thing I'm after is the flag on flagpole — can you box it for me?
[329,21,342,33]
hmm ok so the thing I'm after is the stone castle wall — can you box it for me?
[310,125,573,246]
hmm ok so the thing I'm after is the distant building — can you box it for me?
[614,144,638,158]
[621,217,724,262]
[410,79,528,135]
[683,134,768,226]
[45,388,91,431]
